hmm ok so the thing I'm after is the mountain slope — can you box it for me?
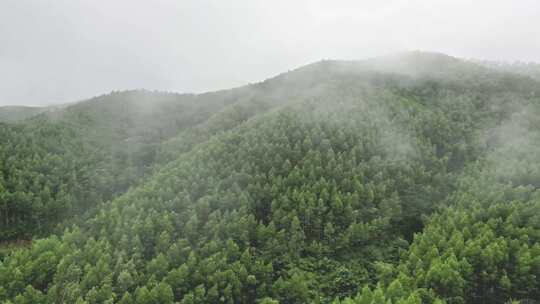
[474,59,540,81]
[2,52,540,303]
[0,106,48,123]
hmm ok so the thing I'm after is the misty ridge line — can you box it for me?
[4,50,540,175]
[3,51,540,110]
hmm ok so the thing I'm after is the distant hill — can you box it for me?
[0,105,48,122]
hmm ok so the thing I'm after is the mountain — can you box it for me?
[1,52,540,303]
[474,59,540,81]
[0,106,48,123]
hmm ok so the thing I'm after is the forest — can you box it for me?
[1,52,540,303]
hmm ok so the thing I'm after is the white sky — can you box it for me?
[1,0,540,106]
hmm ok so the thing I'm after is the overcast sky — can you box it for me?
[1,0,540,106]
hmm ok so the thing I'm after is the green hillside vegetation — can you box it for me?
[474,59,540,82]
[1,52,540,303]
[0,106,48,123]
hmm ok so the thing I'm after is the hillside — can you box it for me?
[1,52,540,303]
[0,106,48,123]
[474,59,540,81]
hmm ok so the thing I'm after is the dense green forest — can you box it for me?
[1,52,540,303]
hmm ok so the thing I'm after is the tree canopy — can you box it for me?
[2,52,540,303]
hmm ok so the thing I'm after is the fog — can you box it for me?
[1,0,540,106]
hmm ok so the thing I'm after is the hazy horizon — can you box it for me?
[2,0,540,106]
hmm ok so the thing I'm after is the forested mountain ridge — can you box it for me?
[0,106,49,123]
[2,52,540,303]
[474,59,540,81]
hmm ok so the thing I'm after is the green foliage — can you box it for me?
[2,53,540,304]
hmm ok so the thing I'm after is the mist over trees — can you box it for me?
[1,52,540,303]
